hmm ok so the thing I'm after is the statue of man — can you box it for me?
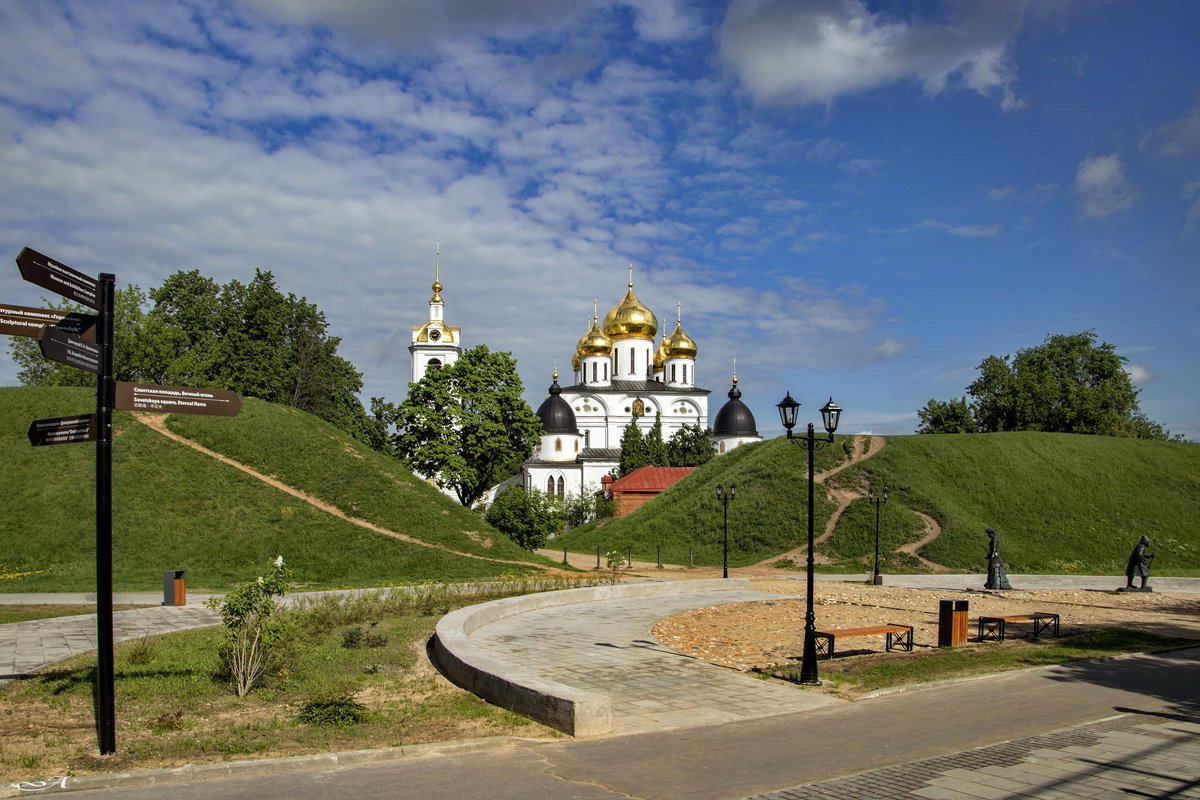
[984,528,1013,590]
[1124,535,1155,591]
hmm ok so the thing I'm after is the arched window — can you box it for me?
[591,362,597,383]
[682,364,688,384]
[427,358,442,370]
[670,364,676,382]
[546,476,555,493]
[555,437,562,452]
[557,476,565,498]
[720,441,726,454]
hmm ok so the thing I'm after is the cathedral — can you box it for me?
[407,257,762,502]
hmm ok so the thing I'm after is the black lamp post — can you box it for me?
[868,486,889,586]
[777,393,842,685]
[715,483,736,578]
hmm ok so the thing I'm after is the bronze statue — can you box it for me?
[984,528,1013,590]
[1123,535,1155,591]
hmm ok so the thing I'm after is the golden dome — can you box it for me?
[665,321,697,359]
[653,336,667,370]
[575,316,613,358]
[602,284,657,340]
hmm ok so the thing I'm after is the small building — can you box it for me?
[602,465,696,517]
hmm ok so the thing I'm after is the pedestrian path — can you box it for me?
[0,604,219,684]
[744,704,1200,800]
[467,584,838,734]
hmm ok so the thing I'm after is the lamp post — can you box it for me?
[715,484,737,578]
[868,486,889,586]
[777,393,842,686]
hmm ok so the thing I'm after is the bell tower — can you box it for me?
[409,242,462,383]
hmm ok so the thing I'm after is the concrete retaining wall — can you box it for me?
[432,578,747,737]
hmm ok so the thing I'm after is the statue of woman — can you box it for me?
[984,528,1013,590]
[1124,535,1155,591]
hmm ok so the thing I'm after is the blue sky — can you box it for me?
[2,0,1198,440]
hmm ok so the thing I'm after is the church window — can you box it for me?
[720,441,726,454]
[604,362,609,380]
[574,439,579,452]
[428,358,442,370]
[670,364,676,382]
[630,347,636,375]
[584,430,591,446]
[555,438,562,452]
[682,364,688,384]
[557,476,565,498]
[613,349,618,374]
[546,476,555,493]
[591,362,597,382]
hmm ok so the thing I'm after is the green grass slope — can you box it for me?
[555,436,854,567]
[832,432,1200,575]
[561,431,1199,576]
[1,387,549,593]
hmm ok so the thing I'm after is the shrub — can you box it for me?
[205,555,292,697]
[297,690,368,727]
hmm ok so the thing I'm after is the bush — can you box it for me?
[297,690,368,727]
[205,556,292,697]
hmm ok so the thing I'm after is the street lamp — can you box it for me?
[715,484,737,578]
[867,486,889,586]
[777,394,843,685]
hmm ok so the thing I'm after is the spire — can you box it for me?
[676,301,682,323]
[732,357,738,386]
[431,240,443,302]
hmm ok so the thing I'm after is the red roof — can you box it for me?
[608,466,696,493]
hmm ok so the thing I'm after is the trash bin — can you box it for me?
[163,570,186,607]
[937,599,968,647]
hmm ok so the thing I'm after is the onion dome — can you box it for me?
[653,334,668,371]
[602,273,657,340]
[575,315,613,358]
[665,321,697,359]
[535,371,578,434]
[713,376,758,437]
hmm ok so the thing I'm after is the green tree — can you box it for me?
[485,486,563,550]
[617,415,648,477]
[7,268,376,443]
[667,424,714,466]
[645,412,669,467]
[916,397,977,434]
[919,331,1170,440]
[376,345,542,506]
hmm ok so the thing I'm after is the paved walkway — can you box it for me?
[468,585,837,734]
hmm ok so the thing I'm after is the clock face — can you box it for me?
[429,328,441,341]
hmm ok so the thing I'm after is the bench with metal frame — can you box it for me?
[813,623,914,659]
[977,612,1060,642]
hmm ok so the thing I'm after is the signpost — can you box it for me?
[28,414,98,446]
[6,246,242,756]
[0,303,97,342]
[38,327,101,374]
[115,382,242,416]
[15,247,100,310]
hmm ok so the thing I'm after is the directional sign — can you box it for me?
[28,414,98,446]
[0,303,97,342]
[115,382,242,416]
[39,326,101,374]
[16,247,100,310]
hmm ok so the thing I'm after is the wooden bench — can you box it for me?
[977,613,1060,642]
[813,624,913,659]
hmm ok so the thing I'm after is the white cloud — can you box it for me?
[1125,363,1154,385]
[1140,98,1200,158]
[714,0,1025,109]
[1074,153,1138,219]
[987,186,1016,200]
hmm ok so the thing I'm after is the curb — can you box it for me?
[1,736,527,797]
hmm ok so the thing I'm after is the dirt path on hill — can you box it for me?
[750,435,949,571]
[132,412,560,573]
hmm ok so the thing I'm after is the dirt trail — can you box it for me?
[753,435,949,571]
[132,412,558,573]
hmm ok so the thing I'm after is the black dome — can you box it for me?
[712,382,758,437]
[536,379,578,434]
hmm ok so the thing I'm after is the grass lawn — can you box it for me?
[0,582,588,784]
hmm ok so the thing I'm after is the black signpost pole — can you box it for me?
[95,273,116,755]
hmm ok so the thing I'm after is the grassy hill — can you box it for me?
[557,433,1200,576]
[1,387,552,593]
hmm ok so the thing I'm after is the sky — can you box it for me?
[2,0,1198,441]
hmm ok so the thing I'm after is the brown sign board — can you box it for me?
[28,414,98,446]
[0,303,96,342]
[115,382,242,416]
[16,247,100,310]
[39,326,101,374]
